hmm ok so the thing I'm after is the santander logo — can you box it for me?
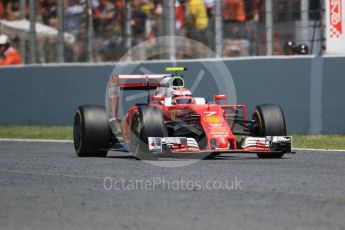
[330,0,343,37]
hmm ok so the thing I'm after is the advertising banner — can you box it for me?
[326,0,345,54]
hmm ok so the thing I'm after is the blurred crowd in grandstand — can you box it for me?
[0,0,322,63]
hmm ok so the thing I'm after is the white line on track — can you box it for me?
[0,138,73,143]
[293,148,345,152]
[1,139,345,152]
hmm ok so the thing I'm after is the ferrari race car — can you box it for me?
[73,67,292,159]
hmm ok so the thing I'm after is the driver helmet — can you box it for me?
[172,88,193,104]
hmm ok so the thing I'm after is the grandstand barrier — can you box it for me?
[0,56,344,134]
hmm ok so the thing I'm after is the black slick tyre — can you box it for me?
[130,106,167,160]
[252,104,287,159]
[73,105,111,157]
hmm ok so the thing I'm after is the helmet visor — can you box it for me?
[175,99,192,104]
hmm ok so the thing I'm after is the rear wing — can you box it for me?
[111,74,168,90]
[107,74,167,121]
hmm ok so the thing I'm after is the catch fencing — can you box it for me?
[0,0,324,63]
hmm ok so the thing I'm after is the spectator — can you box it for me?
[223,39,247,57]
[131,0,146,45]
[39,0,57,27]
[175,0,184,31]
[175,0,185,59]
[6,0,20,21]
[273,32,281,55]
[283,40,296,55]
[186,0,208,32]
[223,0,246,22]
[141,0,157,40]
[186,0,208,57]
[64,0,86,62]
[295,43,309,55]
[223,0,246,39]
[0,34,23,66]
[244,0,262,55]
[147,0,163,39]
[244,0,263,22]
[93,0,120,61]
[204,0,214,18]
[93,0,115,33]
[92,0,100,13]
[252,0,262,22]
[222,0,248,57]
[0,0,5,19]
[64,0,85,35]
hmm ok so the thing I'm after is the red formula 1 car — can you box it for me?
[73,67,292,159]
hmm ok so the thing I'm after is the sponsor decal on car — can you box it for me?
[148,137,199,153]
[204,115,222,124]
[203,111,217,116]
[210,127,228,136]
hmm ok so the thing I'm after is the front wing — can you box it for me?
[146,136,293,156]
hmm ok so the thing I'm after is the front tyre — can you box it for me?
[252,104,287,159]
[73,105,111,157]
[130,106,167,160]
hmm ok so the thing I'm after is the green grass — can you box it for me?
[0,126,72,140]
[291,135,345,150]
[0,126,345,150]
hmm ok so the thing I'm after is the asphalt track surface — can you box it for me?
[0,141,344,230]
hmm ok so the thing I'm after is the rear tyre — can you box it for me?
[73,105,111,157]
[130,106,167,160]
[252,104,287,159]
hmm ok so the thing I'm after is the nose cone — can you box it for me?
[210,137,229,150]
[217,137,229,149]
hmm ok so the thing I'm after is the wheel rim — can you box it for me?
[252,111,263,136]
[73,113,82,151]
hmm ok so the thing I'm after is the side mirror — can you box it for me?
[151,95,165,101]
[214,95,227,102]
[214,95,227,104]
